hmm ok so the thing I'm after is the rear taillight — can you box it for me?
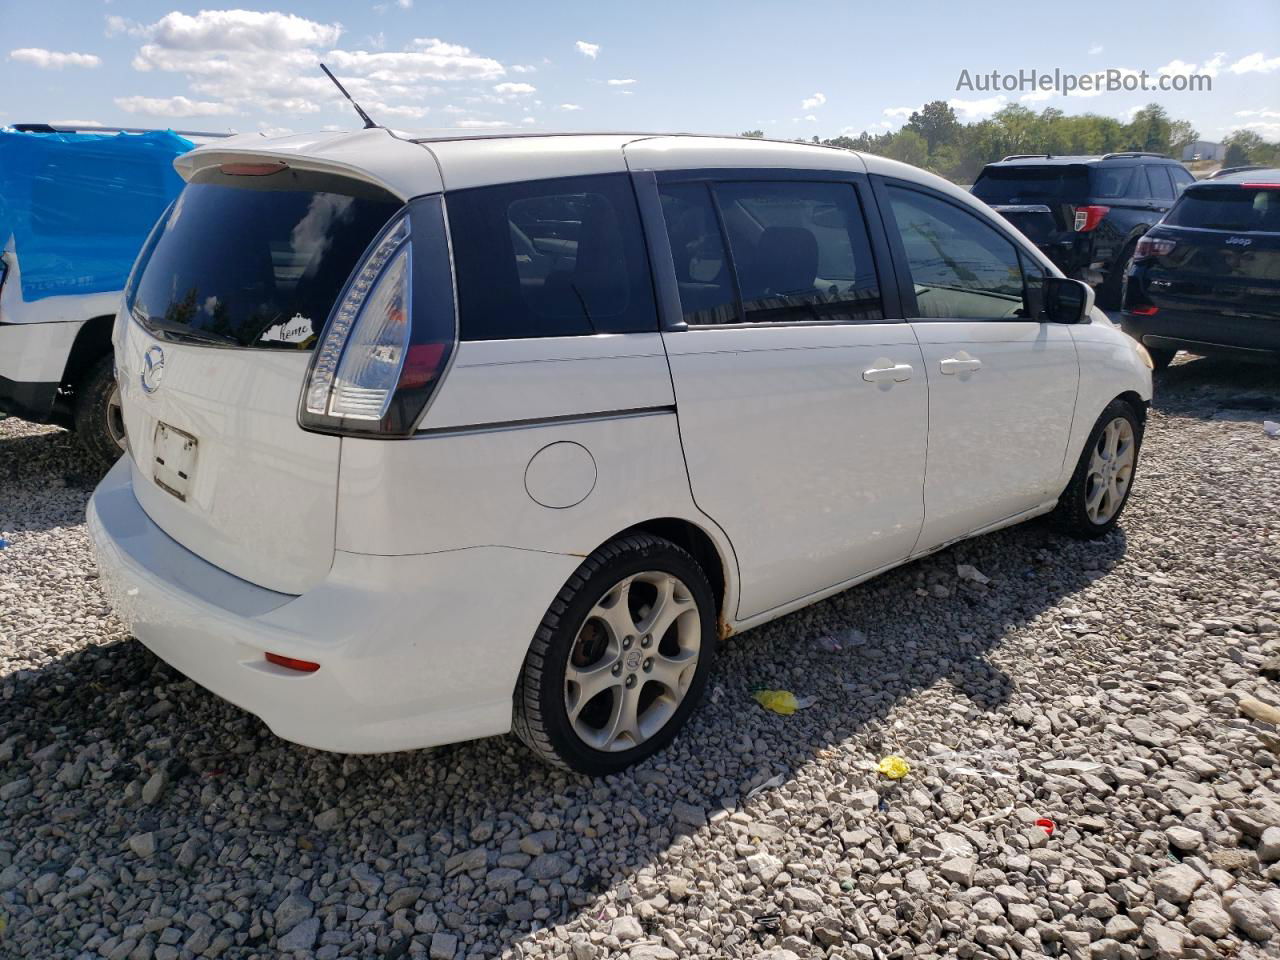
[1134,236,1177,259]
[1241,182,1280,189]
[299,196,456,436]
[1072,205,1110,232]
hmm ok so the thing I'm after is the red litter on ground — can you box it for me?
[1035,818,1056,837]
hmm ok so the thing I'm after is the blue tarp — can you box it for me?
[0,130,193,301]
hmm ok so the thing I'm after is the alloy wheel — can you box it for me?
[564,571,702,752]
[1085,416,1135,525]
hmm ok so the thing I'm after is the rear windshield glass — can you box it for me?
[1164,187,1280,232]
[971,166,1089,203]
[128,175,400,349]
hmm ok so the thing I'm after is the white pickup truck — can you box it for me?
[0,124,223,464]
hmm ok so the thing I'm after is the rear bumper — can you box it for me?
[87,457,581,754]
[1120,309,1280,357]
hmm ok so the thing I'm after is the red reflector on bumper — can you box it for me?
[265,652,321,673]
[1129,305,1159,316]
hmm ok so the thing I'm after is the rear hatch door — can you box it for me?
[1142,185,1280,320]
[116,158,409,594]
[971,164,1089,253]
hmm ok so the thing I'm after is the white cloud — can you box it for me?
[883,106,916,120]
[1229,51,1280,74]
[1236,108,1280,119]
[802,114,817,122]
[1201,52,1226,77]
[494,82,536,95]
[511,64,536,73]
[1020,89,1055,103]
[456,118,510,128]
[521,116,536,124]
[575,40,599,59]
[8,48,101,69]
[607,78,636,86]
[365,101,429,119]
[801,92,826,110]
[1157,58,1198,76]
[115,95,235,117]
[145,10,341,51]
[124,14,506,119]
[397,0,413,7]
[105,15,146,37]
[1088,43,1104,55]
[558,103,582,111]
[948,95,1007,119]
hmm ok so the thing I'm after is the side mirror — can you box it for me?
[1042,276,1094,324]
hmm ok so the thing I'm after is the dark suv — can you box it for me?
[1121,168,1279,369]
[972,153,1196,306]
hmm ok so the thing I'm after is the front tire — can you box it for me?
[1050,399,1142,539]
[74,355,127,469]
[512,534,717,774]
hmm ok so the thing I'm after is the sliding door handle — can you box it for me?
[862,361,914,383]
[939,355,983,375]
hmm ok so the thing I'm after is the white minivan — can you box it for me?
[88,130,1153,774]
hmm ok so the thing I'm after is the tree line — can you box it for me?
[741,102,1279,182]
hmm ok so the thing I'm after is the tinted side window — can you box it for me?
[1170,166,1196,194]
[714,181,883,323]
[657,182,739,325]
[448,173,657,340]
[1146,166,1175,200]
[886,186,1027,321]
[1091,166,1135,199]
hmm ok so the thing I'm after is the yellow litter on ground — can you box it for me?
[877,755,910,779]
[753,690,799,715]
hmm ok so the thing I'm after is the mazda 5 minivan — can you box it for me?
[88,130,1153,774]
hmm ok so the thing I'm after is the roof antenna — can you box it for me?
[319,62,378,129]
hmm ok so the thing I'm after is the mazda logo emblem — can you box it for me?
[140,346,165,394]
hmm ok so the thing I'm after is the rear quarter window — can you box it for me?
[1089,166,1135,199]
[971,167,1090,203]
[447,173,657,341]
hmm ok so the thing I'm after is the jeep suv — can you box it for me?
[972,153,1196,307]
[87,130,1152,774]
[1121,168,1280,368]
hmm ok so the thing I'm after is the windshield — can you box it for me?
[972,166,1090,204]
[128,175,400,349]
[1164,187,1280,232]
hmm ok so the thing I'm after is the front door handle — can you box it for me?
[939,355,983,375]
[862,361,914,383]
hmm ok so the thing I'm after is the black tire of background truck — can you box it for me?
[512,533,718,775]
[1050,398,1143,540]
[74,355,126,469]
[1098,239,1138,310]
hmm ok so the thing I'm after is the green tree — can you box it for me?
[1223,130,1265,167]
[739,129,764,139]
[1168,119,1198,158]
[883,129,928,167]
[905,100,961,154]
[1124,104,1172,154]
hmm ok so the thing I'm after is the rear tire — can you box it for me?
[512,534,717,775]
[1050,399,1142,539]
[1098,240,1136,310]
[74,355,126,469]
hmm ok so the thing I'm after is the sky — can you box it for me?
[1,0,1277,143]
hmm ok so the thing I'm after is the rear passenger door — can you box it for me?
[638,171,929,620]
[876,180,1079,551]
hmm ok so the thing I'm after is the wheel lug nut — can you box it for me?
[626,675,637,688]
[643,658,652,672]
[612,664,621,676]
[623,636,632,649]
[641,635,651,647]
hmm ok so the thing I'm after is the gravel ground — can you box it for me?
[2,354,1279,960]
